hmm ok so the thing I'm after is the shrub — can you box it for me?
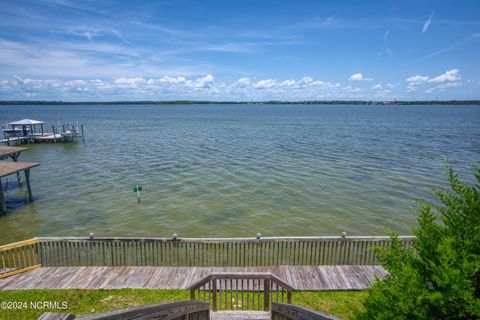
[357,166,480,319]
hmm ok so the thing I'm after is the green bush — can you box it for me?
[357,166,480,320]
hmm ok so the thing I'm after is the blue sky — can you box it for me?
[0,0,479,101]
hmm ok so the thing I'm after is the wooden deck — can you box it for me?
[0,161,40,178]
[0,146,29,159]
[0,265,386,291]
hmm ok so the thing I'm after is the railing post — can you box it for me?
[212,279,217,311]
[287,289,292,304]
[190,289,195,300]
[264,278,270,311]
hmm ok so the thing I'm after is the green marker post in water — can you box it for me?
[133,185,142,203]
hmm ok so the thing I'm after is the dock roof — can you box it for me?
[0,161,40,178]
[0,146,29,158]
[9,119,44,125]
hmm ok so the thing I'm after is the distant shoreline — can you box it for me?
[1,100,479,105]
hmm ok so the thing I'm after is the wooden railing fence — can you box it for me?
[38,300,210,320]
[33,236,414,267]
[0,238,40,278]
[189,273,293,312]
[271,302,339,320]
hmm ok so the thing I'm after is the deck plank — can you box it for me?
[0,265,386,291]
[211,311,270,320]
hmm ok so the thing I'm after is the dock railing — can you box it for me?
[189,272,293,311]
[0,239,41,278]
[271,302,340,320]
[32,235,414,268]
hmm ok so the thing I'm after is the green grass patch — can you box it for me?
[294,291,366,319]
[0,289,364,320]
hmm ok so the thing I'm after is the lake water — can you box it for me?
[0,104,479,244]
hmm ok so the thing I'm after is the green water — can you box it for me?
[0,104,479,244]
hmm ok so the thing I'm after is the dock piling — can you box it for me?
[24,169,33,202]
[81,124,85,142]
[0,178,6,215]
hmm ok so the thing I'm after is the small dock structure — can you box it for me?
[2,119,84,145]
[0,146,39,215]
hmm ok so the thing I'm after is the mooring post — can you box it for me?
[81,124,85,142]
[24,169,33,202]
[0,178,6,215]
[52,126,56,143]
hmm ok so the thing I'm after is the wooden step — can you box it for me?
[211,311,270,320]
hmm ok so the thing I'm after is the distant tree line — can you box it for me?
[0,100,479,105]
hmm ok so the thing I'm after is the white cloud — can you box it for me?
[425,82,461,93]
[254,79,277,89]
[349,73,364,81]
[428,69,460,82]
[114,77,146,89]
[405,69,462,94]
[383,29,389,43]
[406,75,429,84]
[348,73,373,81]
[185,74,214,88]
[279,80,296,87]
[422,11,435,33]
[237,77,250,86]
[0,73,457,100]
[154,76,186,85]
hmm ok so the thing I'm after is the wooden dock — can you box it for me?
[0,146,29,161]
[0,265,386,291]
[0,161,40,214]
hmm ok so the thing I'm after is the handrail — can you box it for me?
[272,302,340,320]
[35,235,415,241]
[189,272,293,312]
[0,238,40,279]
[29,235,414,267]
[38,300,210,320]
[190,272,293,291]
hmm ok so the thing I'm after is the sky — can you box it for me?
[0,0,479,101]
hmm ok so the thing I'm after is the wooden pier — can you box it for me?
[0,146,40,214]
[0,161,40,215]
[0,146,29,161]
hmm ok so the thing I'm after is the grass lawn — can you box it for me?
[0,289,365,320]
